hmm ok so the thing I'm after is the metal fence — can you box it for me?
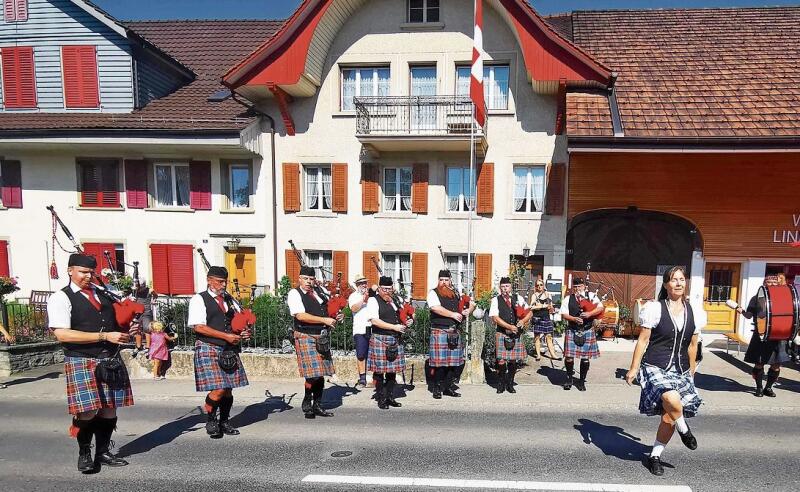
[354,95,487,137]
[1,302,56,344]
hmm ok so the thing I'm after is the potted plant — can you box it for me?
[618,303,633,338]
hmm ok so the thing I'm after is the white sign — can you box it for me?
[772,214,800,244]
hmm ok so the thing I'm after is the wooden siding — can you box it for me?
[133,47,184,108]
[0,0,133,112]
[569,152,800,259]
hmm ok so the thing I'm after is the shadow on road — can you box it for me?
[712,350,800,394]
[574,418,660,469]
[693,372,751,393]
[118,409,205,458]
[230,392,295,429]
[1,371,61,387]
[537,365,566,387]
[321,383,361,409]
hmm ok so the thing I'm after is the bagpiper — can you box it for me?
[489,277,532,393]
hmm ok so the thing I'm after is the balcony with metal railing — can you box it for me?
[354,95,487,157]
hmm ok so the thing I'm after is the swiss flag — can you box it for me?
[470,0,486,128]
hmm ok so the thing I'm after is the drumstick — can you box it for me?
[725,300,739,310]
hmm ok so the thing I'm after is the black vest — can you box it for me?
[531,292,550,320]
[61,286,117,358]
[567,295,590,330]
[643,300,697,372]
[430,289,460,329]
[373,295,400,335]
[196,291,235,347]
[293,287,328,334]
[495,294,519,333]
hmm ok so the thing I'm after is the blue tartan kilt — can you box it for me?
[193,341,249,392]
[65,356,134,415]
[294,332,336,378]
[367,334,406,374]
[532,316,555,335]
[638,364,702,417]
[428,328,464,367]
[495,331,527,361]
[563,328,600,359]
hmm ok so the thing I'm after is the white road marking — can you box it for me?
[301,474,692,491]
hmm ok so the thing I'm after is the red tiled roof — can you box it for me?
[0,19,283,134]
[542,13,573,42]
[566,92,613,137]
[561,7,800,139]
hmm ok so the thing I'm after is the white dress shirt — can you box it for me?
[47,282,102,329]
[488,293,529,318]
[287,287,325,316]
[188,289,229,327]
[559,292,601,316]
[639,299,707,335]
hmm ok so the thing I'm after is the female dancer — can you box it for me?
[529,280,559,361]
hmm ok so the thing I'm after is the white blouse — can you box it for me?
[639,299,707,335]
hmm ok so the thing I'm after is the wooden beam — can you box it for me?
[267,83,296,136]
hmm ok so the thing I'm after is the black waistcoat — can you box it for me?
[567,295,585,330]
[430,289,460,329]
[373,295,401,336]
[531,293,550,320]
[61,286,117,358]
[643,300,696,372]
[196,291,235,347]
[495,294,518,333]
[293,287,328,334]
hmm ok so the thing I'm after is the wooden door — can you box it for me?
[225,247,256,300]
[703,262,740,333]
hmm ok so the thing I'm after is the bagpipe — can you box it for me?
[579,262,605,322]
[196,247,256,335]
[47,205,145,332]
[371,255,415,325]
[325,271,352,319]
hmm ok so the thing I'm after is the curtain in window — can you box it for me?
[400,167,412,211]
[384,168,396,211]
[321,167,332,209]
[307,168,319,209]
[531,166,545,212]
[447,167,462,211]
[514,168,527,212]
[489,66,509,110]
[400,255,412,291]
[342,69,356,110]
[383,255,397,283]
[176,166,190,207]
[411,67,437,131]
[360,68,375,97]
[155,165,172,207]
[322,253,333,280]
[377,68,390,96]
[464,167,476,211]
[456,67,470,96]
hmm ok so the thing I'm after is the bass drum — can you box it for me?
[599,300,620,328]
[632,298,651,327]
[755,284,800,341]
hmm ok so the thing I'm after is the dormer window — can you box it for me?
[408,0,439,23]
[3,0,28,22]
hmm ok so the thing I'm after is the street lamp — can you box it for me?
[522,244,530,259]
[225,237,241,252]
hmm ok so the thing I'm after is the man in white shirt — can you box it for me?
[348,274,373,387]
[559,277,604,391]
[489,277,532,394]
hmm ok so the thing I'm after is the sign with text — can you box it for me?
[773,214,800,246]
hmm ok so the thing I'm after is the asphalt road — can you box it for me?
[1,387,799,492]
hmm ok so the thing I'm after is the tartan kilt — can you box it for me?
[495,331,527,361]
[193,341,249,392]
[428,328,464,367]
[563,328,600,359]
[367,334,406,374]
[65,356,134,415]
[744,336,791,365]
[532,316,555,335]
[638,364,702,417]
[294,332,336,378]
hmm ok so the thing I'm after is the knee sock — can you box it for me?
[219,395,234,423]
[579,359,590,381]
[73,418,94,448]
[434,367,446,388]
[565,359,575,377]
[373,373,385,394]
[651,439,666,458]
[447,366,459,387]
[304,378,314,400]
[497,362,507,381]
[205,395,221,421]
[312,377,324,402]
[507,361,517,383]
[766,367,780,389]
[93,416,117,454]
[752,367,764,390]
[385,373,397,398]
[674,416,689,435]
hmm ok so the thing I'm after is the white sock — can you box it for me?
[651,440,666,458]
[675,416,689,434]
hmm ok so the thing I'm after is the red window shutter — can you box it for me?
[2,47,37,109]
[15,0,27,21]
[282,163,300,212]
[475,253,492,297]
[332,250,349,285]
[62,46,99,109]
[476,163,494,215]
[0,240,9,277]
[167,244,195,295]
[150,244,170,295]
[411,252,428,300]
[189,161,212,210]
[545,163,566,216]
[285,249,301,284]
[363,251,379,287]
[81,242,116,283]
[124,159,148,209]
[1,160,22,208]
[361,164,379,213]
[412,163,428,214]
[331,163,348,213]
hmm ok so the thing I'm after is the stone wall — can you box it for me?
[0,342,64,377]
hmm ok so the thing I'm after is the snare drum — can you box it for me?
[755,285,800,341]
[633,298,652,327]
[599,300,620,327]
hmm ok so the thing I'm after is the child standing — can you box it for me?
[146,321,175,379]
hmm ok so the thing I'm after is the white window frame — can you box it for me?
[445,254,475,293]
[153,162,191,208]
[382,252,412,291]
[228,163,251,209]
[445,165,476,213]
[513,165,547,214]
[382,166,412,213]
[340,66,390,111]
[408,0,439,23]
[456,64,510,111]
[303,165,332,211]
[305,250,332,281]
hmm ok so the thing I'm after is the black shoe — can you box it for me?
[206,419,223,439]
[755,388,764,397]
[763,387,776,397]
[443,388,461,397]
[432,385,442,399]
[563,376,573,391]
[302,395,314,418]
[647,456,664,476]
[506,382,516,394]
[312,402,334,417]
[387,398,402,408]
[95,451,128,467]
[575,379,587,392]
[496,381,505,394]
[378,398,389,410]
[679,428,698,450]
[78,445,94,472]
[219,421,240,435]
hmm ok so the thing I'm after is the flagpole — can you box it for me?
[466,101,475,360]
